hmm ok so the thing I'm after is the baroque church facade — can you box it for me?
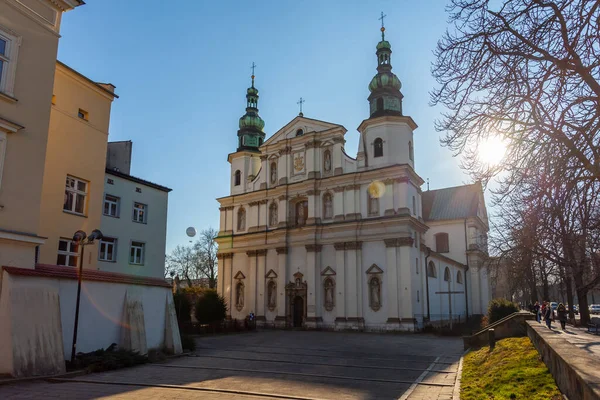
[216,25,491,331]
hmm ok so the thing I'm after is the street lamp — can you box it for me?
[70,229,103,365]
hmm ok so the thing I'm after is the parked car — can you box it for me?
[568,304,579,314]
[550,302,558,310]
[590,304,600,314]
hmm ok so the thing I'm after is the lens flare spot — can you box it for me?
[368,180,386,198]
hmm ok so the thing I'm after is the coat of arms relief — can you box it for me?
[293,152,305,174]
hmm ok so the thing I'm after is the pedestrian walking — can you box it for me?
[534,301,541,323]
[544,303,553,329]
[557,303,567,330]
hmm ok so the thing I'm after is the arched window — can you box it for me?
[323,192,333,220]
[374,138,383,158]
[456,270,463,284]
[237,207,246,231]
[409,141,414,161]
[234,170,241,186]
[296,128,304,136]
[435,233,450,253]
[444,267,451,282]
[376,97,384,112]
[269,202,278,227]
[270,162,277,184]
[427,261,437,278]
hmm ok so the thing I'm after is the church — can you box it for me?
[215,23,491,331]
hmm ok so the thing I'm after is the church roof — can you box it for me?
[422,182,482,222]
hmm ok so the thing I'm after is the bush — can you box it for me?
[173,291,191,322]
[480,315,489,329]
[71,345,148,372]
[195,289,227,325]
[180,334,196,352]
[488,298,519,324]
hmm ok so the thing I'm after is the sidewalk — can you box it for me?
[538,321,600,359]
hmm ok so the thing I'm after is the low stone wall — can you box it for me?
[527,321,600,400]
[463,311,534,350]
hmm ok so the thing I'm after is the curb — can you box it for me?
[0,369,88,387]
[452,348,469,400]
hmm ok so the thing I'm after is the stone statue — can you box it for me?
[267,281,276,309]
[270,203,278,226]
[238,209,246,231]
[324,151,331,172]
[370,278,381,309]
[236,283,244,309]
[297,202,305,224]
[370,195,379,214]
[271,164,277,184]
[324,194,333,219]
[324,279,334,310]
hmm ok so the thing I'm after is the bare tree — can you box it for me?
[166,245,200,287]
[194,228,218,289]
[431,0,600,194]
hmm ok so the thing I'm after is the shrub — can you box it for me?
[72,346,148,372]
[180,334,196,352]
[488,298,519,324]
[195,289,227,325]
[480,315,489,329]
[173,291,191,323]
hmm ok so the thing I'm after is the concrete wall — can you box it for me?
[0,268,179,376]
[99,173,169,279]
[527,321,600,400]
[38,62,116,269]
[463,311,534,350]
[106,141,132,174]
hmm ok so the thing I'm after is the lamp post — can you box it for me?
[70,229,103,365]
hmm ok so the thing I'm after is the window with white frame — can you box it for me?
[64,176,88,215]
[0,28,19,96]
[103,194,119,217]
[98,237,117,262]
[57,239,79,267]
[130,241,145,265]
[132,202,147,223]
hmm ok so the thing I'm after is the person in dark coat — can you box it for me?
[534,301,541,323]
[544,302,553,329]
[557,303,568,330]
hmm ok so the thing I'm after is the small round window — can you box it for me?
[296,129,304,136]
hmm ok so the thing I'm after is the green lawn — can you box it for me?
[461,337,562,400]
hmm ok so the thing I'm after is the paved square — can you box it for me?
[0,331,463,399]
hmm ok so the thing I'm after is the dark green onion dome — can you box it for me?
[237,73,266,152]
[367,26,404,119]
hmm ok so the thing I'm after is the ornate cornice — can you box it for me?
[259,155,268,161]
[305,140,322,149]
[219,206,234,211]
[256,249,268,256]
[276,247,288,254]
[278,194,287,200]
[305,244,323,252]
[278,146,292,155]
[332,137,346,144]
[398,237,414,247]
[258,199,269,205]
[345,184,361,190]
[334,242,346,251]
[383,178,395,185]
[307,189,321,196]
[384,239,399,248]
[248,201,260,206]
[345,241,363,250]
[216,252,234,259]
[333,186,345,193]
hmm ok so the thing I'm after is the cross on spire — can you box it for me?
[379,12,387,40]
[251,62,256,86]
[297,97,305,116]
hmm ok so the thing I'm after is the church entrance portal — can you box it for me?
[293,296,304,327]
[285,272,307,328]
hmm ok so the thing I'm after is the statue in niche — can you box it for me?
[323,193,333,219]
[369,277,381,311]
[324,150,331,172]
[236,282,244,310]
[267,281,276,310]
[269,203,278,226]
[237,208,246,231]
[295,277,302,288]
[324,278,335,311]
[270,162,277,184]
[369,194,379,215]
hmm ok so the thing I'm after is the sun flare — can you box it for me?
[477,136,507,167]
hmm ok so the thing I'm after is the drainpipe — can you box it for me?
[425,247,431,321]
[464,218,470,321]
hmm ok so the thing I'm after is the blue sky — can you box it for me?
[58,0,472,252]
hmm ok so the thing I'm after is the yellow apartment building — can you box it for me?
[0,0,83,269]
[37,61,117,269]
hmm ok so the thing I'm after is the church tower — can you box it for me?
[357,16,417,170]
[229,66,265,194]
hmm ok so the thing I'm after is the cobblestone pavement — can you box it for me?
[0,331,463,399]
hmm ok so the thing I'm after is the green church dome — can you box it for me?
[247,86,258,96]
[376,40,391,50]
[239,113,265,131]
[369,72,401,92]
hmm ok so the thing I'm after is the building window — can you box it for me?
[78,108,89,121]
[133,202,147,223]
[295,200,308,226]
[57,239,79,267]
[135,187,142,193]
[427,261,437,278]
[296,129,304,136]
[107,178,114,185]
[0,29,19,96]
[323,192,333,219]
[99,237,117,262]
[444,267,451,282]
[412,196,416,216]
[234,170,241,186]
[103,194,120,217]
[376,97,384,112]
[237,207,246,231]
[457,270,463,284]
[130,241,145,265]
[64,176,88,215]
[435,233,450,253]
[416,258,419,274]
[374,138,383,158]
[270,162,277,184]
[409,141,414,161]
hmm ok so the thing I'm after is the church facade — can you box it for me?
[216,25,491,331]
